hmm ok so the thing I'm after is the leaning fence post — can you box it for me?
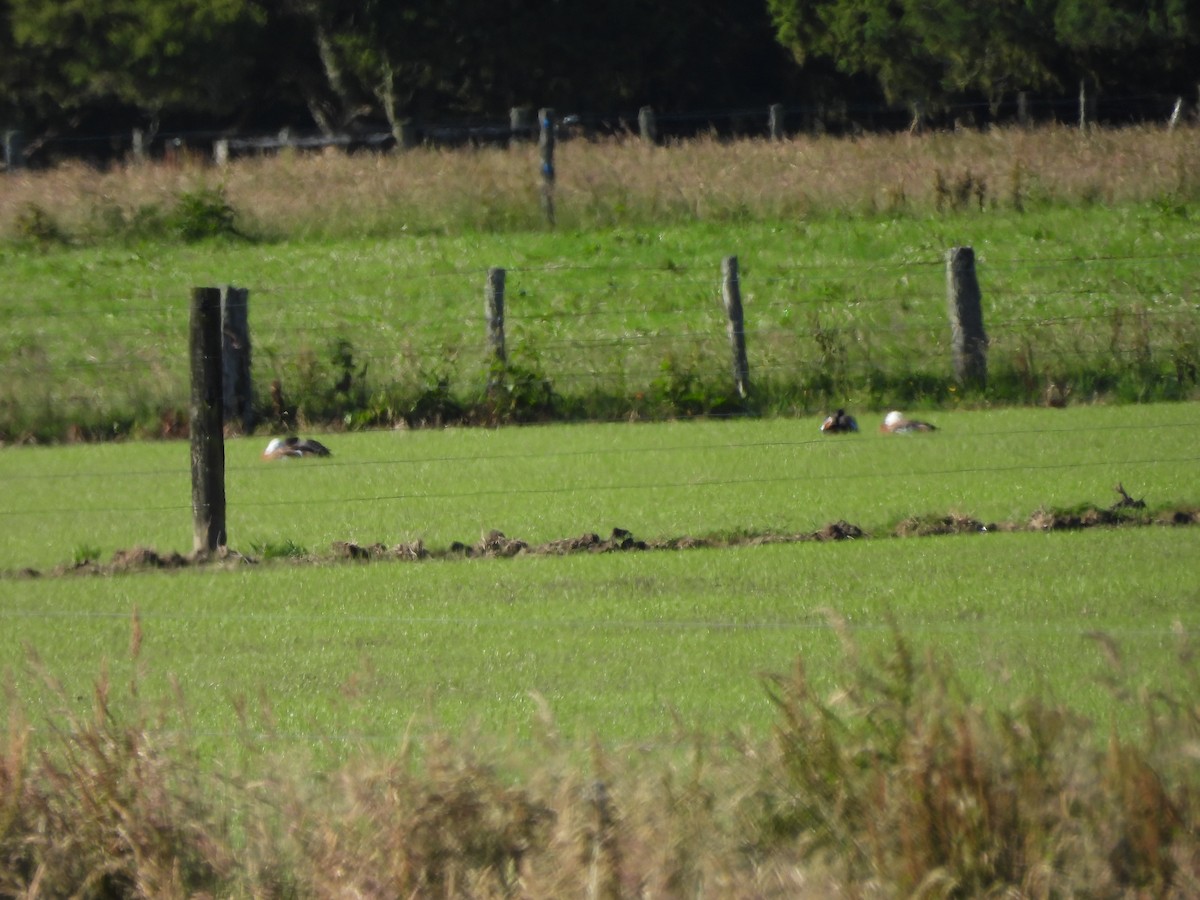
[946,247,988,390]
[721,256,750,400]
[220,286,254,431]
[485,267,507,392]
[538,108,556,225]
[190,287,227,556]
[1168,97,1183,130]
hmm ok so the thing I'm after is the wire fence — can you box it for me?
[2,248,1197,435]
[9,88,1196,169]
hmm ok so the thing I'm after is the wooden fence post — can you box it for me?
[1168,97,1183,130]
[638,106,658,144]
[131,128,147,163]
[485,267,507,391]
[946,247,988,390]
[1078,79,1097,130]
[395,119,418,150]
[1017,92,1030,127]
[768,103,785,140]
[220,286,254,431]
[190,287,227,556]
[3,130,24,171]
[721,256,750,399]
[510,106,534,144]
[539,108,556,226]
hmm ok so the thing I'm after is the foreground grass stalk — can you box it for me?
[1,622,1197,896]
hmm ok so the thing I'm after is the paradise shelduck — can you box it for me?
[820,409,859,433]
[880,410,937,434]
[262,436,332,460]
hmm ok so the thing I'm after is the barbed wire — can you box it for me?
[1,323,1193,382]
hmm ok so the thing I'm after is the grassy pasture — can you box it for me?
[2,130,1199,441]
[1,405,1197,759]
[0,404,1196,572]
[2,529,1198,762]
[3,127,1200,890]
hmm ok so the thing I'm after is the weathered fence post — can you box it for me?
[510,106,534,144]
[539,108,556,226]
[946,247,988,390]
[190,287,227,556]
[485,267,507,392]
[396,119,418,150]
[220,286,254,431]
[131,128,147,164]
[1077,79,1096,130]
[1168,97,1183,130]
[1017,92,1030,127]
[721,256,750,400]
[638,106,658,144]
[768,104,785,141]
[3,130,24,171]
[213,138,230,167]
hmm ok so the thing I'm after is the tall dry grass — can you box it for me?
[2,124,1198,240]
[2,621,1197,897]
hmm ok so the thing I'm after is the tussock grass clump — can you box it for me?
[1,617,1197,896]
[755,620,1200,896]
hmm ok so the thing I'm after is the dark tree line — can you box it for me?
[2,0,1197,160]
[768,0,1199,124]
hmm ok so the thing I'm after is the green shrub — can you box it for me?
[484,347,557,423]
[167,186,242,242]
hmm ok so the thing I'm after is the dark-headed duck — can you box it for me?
[820,409,859,433]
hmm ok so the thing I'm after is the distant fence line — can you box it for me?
[188,248,987,552]
[6,85,1199,171]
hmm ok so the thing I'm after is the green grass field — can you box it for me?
[2,405,1197,759]
[2,202,1198,440]
[2,527,1196,760]
[3,131,1199,892]
[1,404,1196,571]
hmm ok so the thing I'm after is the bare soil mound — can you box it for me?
[7,498,1197,579]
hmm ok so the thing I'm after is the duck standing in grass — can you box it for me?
[820,409,859,433]
[880,410,936,434]
[262,436,332,459]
